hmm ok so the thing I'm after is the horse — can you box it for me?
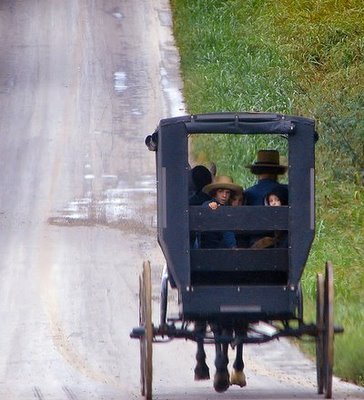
[194,321,247,392]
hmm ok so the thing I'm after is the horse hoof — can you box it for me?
[230,369,246,387]
[213,371,230,392]
[194,362,210,380]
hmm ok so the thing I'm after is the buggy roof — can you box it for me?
[158,112,315,135]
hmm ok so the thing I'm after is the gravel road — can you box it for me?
[0,1,363,399]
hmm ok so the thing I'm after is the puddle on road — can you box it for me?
[48,173,157,235]
[113,71,128,93]
[112,12,123,19]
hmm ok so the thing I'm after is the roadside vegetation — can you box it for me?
[170,0,363,385]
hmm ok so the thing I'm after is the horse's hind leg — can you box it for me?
[230,343,246,387]
[212,325,230,393]
[230,328,247,387]
[194,321,210,380]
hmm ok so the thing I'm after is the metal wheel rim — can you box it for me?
[324,262,334,399]
[316,273,325,394]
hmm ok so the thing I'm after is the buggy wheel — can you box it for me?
[323,261,334,399]
[316,273,324,394]
[139,261,153,400]
[139,276,145,396]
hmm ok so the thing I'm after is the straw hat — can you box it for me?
[246,150,287,175]
[203,175,242,196]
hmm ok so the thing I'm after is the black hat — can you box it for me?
[246,150,287,175]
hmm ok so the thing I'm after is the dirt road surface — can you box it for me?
[0,1,363,399]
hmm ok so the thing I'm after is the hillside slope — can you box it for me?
[170,0,363,385]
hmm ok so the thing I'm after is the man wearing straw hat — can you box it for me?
[244,150,288,206]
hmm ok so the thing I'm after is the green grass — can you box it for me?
[171,0,364,386]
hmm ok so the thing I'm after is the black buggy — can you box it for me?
[130,112,343,399]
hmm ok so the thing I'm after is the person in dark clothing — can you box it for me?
[230,189,244,206]
[244,150,288,247]
[229,187,250,248]
[251,185,289,249]
[244,150,288,205]
[189,165,213,205]
[265,185,288,207]
[189,165,213,248]
[199,176,242,249]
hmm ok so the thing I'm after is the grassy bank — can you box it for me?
[170,0,364,385]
